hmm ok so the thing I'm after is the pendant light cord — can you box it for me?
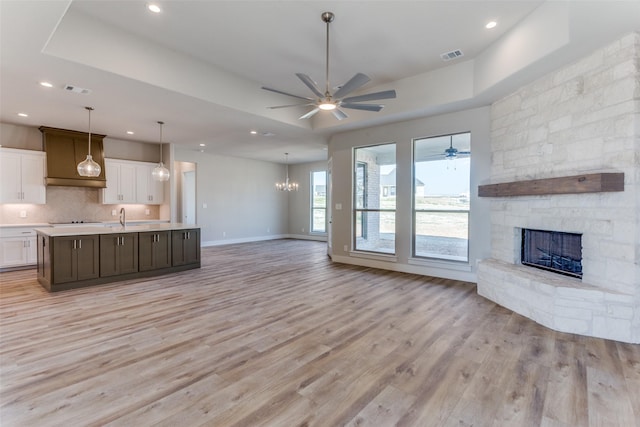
[85,106,94,155]
[158,121,164,163]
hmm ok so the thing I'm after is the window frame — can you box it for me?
[411,132,471,263]
[310,169,327,234]
[352,143,397,255]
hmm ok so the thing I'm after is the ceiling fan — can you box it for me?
[443,139,471,159]
[261,11,396,121]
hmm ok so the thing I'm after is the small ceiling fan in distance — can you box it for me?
[261,11,396,121]
[443,138,471,159]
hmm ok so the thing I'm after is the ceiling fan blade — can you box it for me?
[333,73,371,99]
[332,108,348,120]
[299,108,320,120]
[268,102,314,109]
[296,73,324,98]
[261,86,314,101]
[342,89,397,103]
[340,103,384,112]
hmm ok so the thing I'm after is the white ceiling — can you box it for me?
[1,1,638,164]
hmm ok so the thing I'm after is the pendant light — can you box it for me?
[275,153,298,191]
[152,121,170,182]
[76,106,101,177]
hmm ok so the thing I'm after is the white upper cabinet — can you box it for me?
[102,158,165,205]
[101,159,137,204]
[136,163,164,205]
[0,148,46,204]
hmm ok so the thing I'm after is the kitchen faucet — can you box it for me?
[119,208,126,228]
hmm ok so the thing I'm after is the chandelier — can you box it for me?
[276,153,298,191]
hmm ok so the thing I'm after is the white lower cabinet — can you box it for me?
[0,227,41,268]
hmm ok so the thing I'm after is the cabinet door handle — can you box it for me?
[73,239,76,249]
[78,239,82,249]
[187,231,191,239]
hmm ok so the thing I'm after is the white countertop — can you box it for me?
[1,220,169,228]
[0,223,50,228]
[34,223,198,237]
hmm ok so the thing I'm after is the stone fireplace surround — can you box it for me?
[476,32,639,344]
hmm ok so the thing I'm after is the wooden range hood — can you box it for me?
[39,126,107,188]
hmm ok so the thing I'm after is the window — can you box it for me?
[354,143,396,254]
[311,170,327,233]
[413,133,470,262]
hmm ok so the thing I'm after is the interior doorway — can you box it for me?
[175,161,196,224]
[182,170,196,224]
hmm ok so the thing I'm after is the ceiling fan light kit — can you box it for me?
[262,11,396,120]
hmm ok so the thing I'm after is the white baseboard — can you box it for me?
[286,234,328,242]
[331,254,477,283]
[202,234,288,247]
[202,234,327,247]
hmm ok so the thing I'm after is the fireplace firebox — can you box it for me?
[521,229,582,278]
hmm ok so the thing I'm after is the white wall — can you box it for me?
[328,106,492,282]
[174,146,289,245]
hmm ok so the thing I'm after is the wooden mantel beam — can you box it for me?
[478,172,624,197]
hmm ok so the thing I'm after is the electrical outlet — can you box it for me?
[343,245,348,252]
[267,227,270,233]
[145,209,150,215]
[111,209,117,216]
[19,210,27,218]
[222,231,226,237]
[202,203,207,209]
[301,228,305,233]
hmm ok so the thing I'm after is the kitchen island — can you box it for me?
[35,223,200,292]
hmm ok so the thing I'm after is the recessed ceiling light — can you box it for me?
[126,131,134,135]
[486,21,497,29]
[199,143,206,147]
[148,3,161,13]
[250,130,258,135]
[17,113,28,117]
[40,81,53,88]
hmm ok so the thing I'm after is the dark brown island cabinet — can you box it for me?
[172,229,200,266]
[138,230,172,271]
[36,225,200,292]
[100,233,139,277]
[50,235,100,284]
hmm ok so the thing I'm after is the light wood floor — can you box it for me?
[1,239,639,427]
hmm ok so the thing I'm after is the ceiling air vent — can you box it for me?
[440,49,464,62]
[64,84,92,95]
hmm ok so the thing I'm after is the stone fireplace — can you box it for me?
[477,32,640,343]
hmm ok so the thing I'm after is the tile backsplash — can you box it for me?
[0,186,161,224]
